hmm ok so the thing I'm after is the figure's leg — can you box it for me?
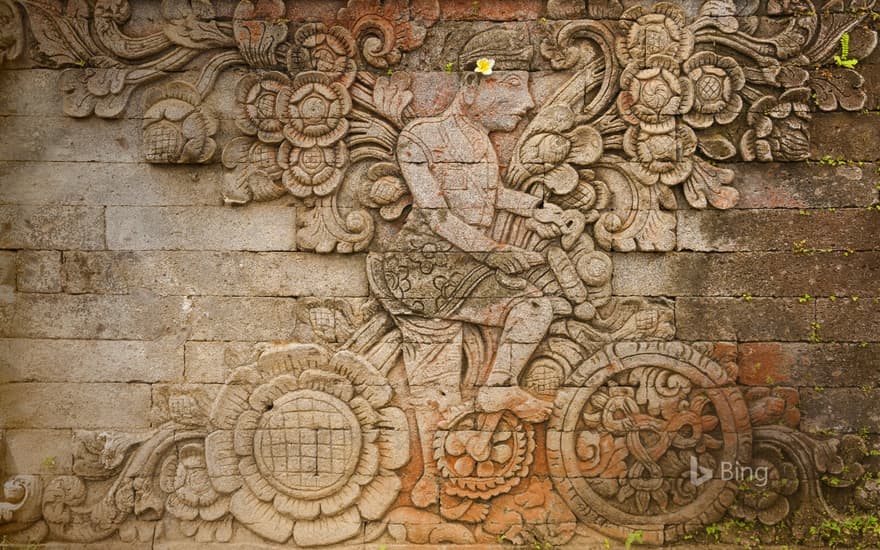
[396,317,464,508]
[476,295,554,422]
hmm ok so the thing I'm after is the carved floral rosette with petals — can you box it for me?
[205,344,409,546]
[2,0,879,547]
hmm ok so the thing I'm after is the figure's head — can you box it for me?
[457,28,534,132]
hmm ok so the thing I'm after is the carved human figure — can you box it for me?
[367,28,565,507]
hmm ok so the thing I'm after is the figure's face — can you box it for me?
[466,71,534,132]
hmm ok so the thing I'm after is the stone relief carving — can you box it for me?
[2,0,879,546]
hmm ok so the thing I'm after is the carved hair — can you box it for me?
[458,27,532,71]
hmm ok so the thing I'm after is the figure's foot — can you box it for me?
[411,474,439,509]
[476,386,552,423]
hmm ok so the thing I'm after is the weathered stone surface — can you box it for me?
[738,343,880,387]
[0,2,878,548]
[0,383,152,429]
[810,112,880,161]
[16,250,62,293]
[0,293,188,339]
[677,209,880,252]
[800,388,880,435]
[675,298,815,341]
[613,252,880,297]
[1,429,73,474]
[0,338,182,383]
[0,251,14,303]
[105,206,297,251]
[727,162,879,209]
[188,297,298,341]
[816,298,880,342]
[0,161,223,206]
[0,206,104,250]
[62,251,368,296]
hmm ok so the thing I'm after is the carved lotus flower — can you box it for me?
[623,124,697,186]
[683,52,745,128]
[617,2,694,65]
[741,89,812,161]
[288,23,357,86]
[143,81,217,164]
[278,140,348,197]
[618,56,693,133]
[279,72,351,148]
[159,443,232,542]
[205,344,409,546]
[235,72,291,143]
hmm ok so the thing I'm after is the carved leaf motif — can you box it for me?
[697,134,737,161]
[20,0,100,66]
[684,158,738,210]
[811,68,868,112]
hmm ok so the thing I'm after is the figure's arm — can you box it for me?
[399,158,503,253]
[495,186,541,217]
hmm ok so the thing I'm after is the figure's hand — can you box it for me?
[528,203,566,239]
[487,245,544,274]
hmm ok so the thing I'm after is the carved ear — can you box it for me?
[460,72,480,105]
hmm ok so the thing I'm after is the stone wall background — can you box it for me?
[0,1,879,548]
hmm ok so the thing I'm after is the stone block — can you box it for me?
[105,206,297,251]
[0,161,223,206]
[0,338,182,383]
[62,251,368,296]
[16,250,62,293]
[738,343,880,387]
[612,251,880,298]
[2,429,73,475]
[675,297,815,342]
[800,388,880,435]
[0,251,14,303]
[188,296,298,341]
[0,206,104,250]
[727,162,878,209]
[810,112,880,161]
[677,209,880,252]
[816,297,880,342]
[0,293,188,340]
[0,115,141,162]
[0,382,152,429]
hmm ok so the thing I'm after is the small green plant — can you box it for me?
[41,455,57,469]
[444,61,454,73]
[624,530,644,549]
[810,322,822,343]
[706,523,722,542]
[742,293,753,302]
[814,385,825,392]
[834,32,859,68]
[799,293,813,303]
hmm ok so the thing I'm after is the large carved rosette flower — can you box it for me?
[288,23,357,86]
[159,443,232,542]
[623,124,696,186]
[617,2,694,66]
[617,56,693,132]
[278,140,348,197]
[204,344,409,546]
[729,447,798,526]
[235,71,291,143]
[683,51,745,128]
[279,72,351,148]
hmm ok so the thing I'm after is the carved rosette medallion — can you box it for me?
[205,344,409,545]
[548,342,751,544]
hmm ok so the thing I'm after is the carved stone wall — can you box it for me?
[1,1,879,548]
